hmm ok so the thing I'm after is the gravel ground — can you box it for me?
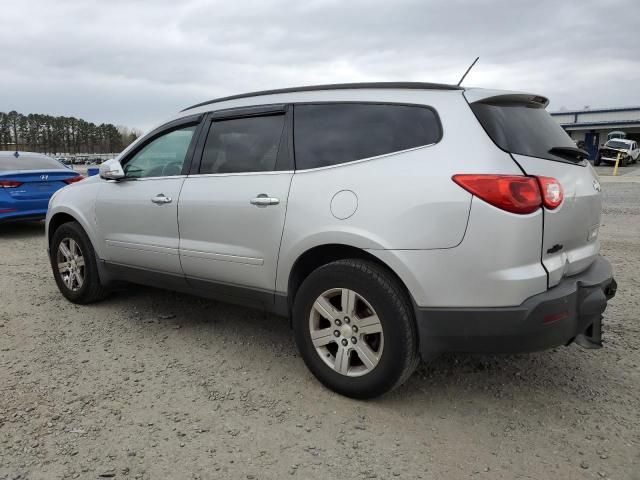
[1,181,638,480]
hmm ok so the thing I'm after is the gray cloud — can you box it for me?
[1,0,638,131]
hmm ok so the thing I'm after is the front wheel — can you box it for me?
[50,221,109,304]
[293,259,419,399]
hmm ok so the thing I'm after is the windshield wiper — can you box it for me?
[548,146,590,162]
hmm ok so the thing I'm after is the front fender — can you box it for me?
[46,179,102,258]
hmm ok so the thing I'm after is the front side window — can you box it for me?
[294,103,441,170]
[200,114,286,174]
[123,125,197,178]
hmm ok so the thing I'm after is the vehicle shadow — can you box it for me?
[100,284,602,408]
[0,221,46,239]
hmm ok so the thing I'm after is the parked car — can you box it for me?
[45,82,616,398]
[1,151,83,223]
[596,139,639,166]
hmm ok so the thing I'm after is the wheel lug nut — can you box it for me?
[341,339,348,347]
[351,337,357,344]
[335,319,342,326]
[352,325,358,333]
[344,317,350,324]
[333,330,340,337]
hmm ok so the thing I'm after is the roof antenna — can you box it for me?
[457,56,479,86]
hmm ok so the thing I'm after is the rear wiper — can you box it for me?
[549,146,590,162]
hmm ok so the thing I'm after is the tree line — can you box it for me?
[0,111,142,155]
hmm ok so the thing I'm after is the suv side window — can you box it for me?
[294,103,441,170]
[199,114,286,174]
[123,126,197,179]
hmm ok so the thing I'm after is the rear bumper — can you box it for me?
[0,210,47,223]
[415,255,616,356]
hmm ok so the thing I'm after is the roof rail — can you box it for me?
[182,81,463,112]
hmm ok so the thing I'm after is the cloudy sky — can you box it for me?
[1,0,639,131]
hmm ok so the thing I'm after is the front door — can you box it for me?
[178,105,293,300]
[96,120,200,274]
[584,131,600,160]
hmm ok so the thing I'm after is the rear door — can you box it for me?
[178,105,293,299]
[466,92,602,287]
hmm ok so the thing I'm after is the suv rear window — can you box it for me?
[0,154,66,171]
[294,103,441,170]
[470,101,578,162]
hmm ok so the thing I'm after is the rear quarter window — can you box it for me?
[294,103,441,170]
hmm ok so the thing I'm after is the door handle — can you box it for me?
[250,194,280,207]
[151,194,172,205]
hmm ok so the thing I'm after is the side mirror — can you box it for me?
[99,159,125,180]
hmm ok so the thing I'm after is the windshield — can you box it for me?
[470,101,578,162]
[0,154,67,172]
[605,141,630,150]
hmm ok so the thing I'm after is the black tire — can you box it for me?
[621,157,628,167]
[293,259,419,399]
[50,221,109,304]
[594,155,601,166]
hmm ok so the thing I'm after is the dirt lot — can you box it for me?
[1,180,638,480]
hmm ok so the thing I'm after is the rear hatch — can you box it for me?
[465,90,602,287]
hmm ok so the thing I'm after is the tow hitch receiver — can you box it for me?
[573,278,616,350]
[575,315,603,349]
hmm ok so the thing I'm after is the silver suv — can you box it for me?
[46,82,617,398]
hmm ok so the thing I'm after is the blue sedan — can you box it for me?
[0,151,83,222]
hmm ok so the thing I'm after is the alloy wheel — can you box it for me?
[308,288,384,377]
[56,237,85,292]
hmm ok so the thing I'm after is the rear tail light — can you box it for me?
[452,174,563,214]
[63,175,84,185]
[0,180,23,188]
[536,176,563,209]
[452,174,541,214]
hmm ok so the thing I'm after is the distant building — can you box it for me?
[551,106,640,160]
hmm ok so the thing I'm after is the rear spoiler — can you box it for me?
[463,89,549,108]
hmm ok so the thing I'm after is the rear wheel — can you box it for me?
[50,221,109,304]
[594,155,601,166]
[293,259,419,399]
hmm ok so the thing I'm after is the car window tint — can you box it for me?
[123,126,196,178]
[294,104,441,169]
[0,154,66,171]
[471,102,579,162]
[200,114,286,174]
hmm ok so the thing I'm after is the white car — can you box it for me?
[596,139,639,166]
[46,82,616,398]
